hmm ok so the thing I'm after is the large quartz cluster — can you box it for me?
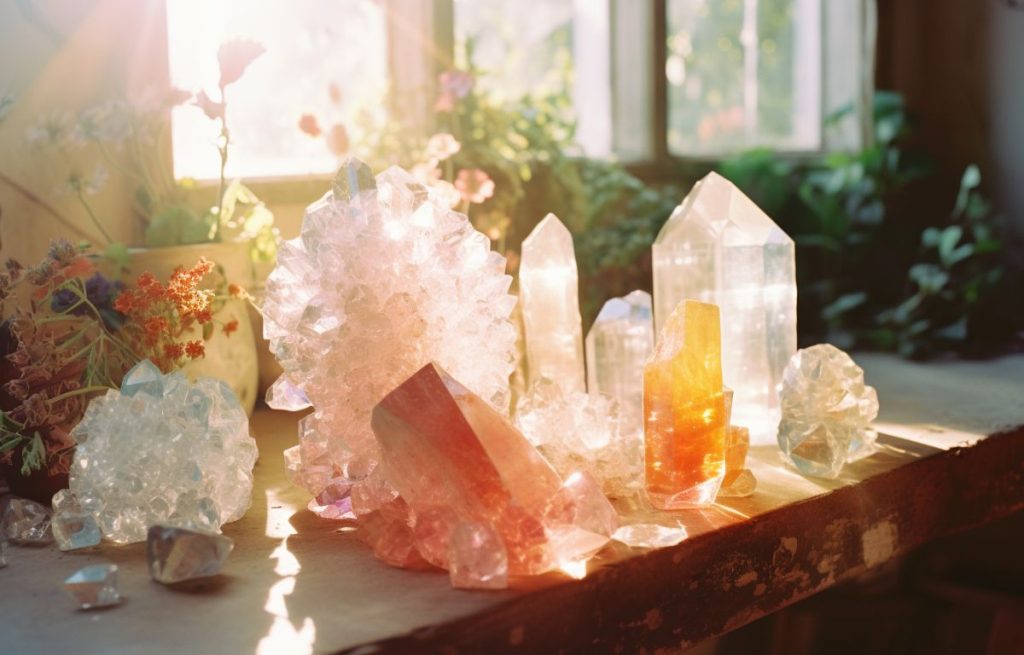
[262,159,517,507]
[777,344,879,478]
[68,360,258,544]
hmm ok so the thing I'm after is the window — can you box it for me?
[165,0,872,180]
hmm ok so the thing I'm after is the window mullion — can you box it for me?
[384,0,454,137]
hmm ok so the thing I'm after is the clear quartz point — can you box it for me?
[147,524,235,584]
[51,490,101,551]
[2,498,53,545]
[332,157,376,201]
[64,563,121,610]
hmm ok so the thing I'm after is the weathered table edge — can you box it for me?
[337,426,1024,655]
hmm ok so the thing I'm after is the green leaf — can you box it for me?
[938,225,963,262]
[823,292,868,320]
[104,242,131,272]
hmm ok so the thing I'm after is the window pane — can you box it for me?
[167,0,386,180]
[667,0,821,156]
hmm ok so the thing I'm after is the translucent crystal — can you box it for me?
[69,360,258,544]
[520,213,585,393]
[585,290,654,436]
[515,379,642,498]
[644,300,728,508]
[262,161,517,503]
[2,497,53,545]
[64,563,121,610]
[265,377,311,411]
[0,541,7,567]
[147,525,235,584]
[778,344,879,479]
[51,490,101,551]
[652,172,797,443]
[612,523,688,549]
[368,363,616,587]
[717,390,757,498]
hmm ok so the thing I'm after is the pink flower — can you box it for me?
[325,123,350,156]
[328,83,343,106]
[434,70,474,112]
[194,90,225,120]
[426,133,461,161]
[217,39,266,88]
[454,169,495,205]
[430,180,462,209]
[298,113,322,138]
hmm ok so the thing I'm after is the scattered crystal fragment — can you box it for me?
[69,360,258,544]
[520,213,586,393]
[0,540,7,567]
[652,172,797,443]
[777,344,879,479]
[64,563,121,610]
[585,290,654,435]
[612,523,689,549]
[51,490,101,551]
[515,379,641,498]
[147,525,235,584]
[369,363,616,587]
[644,300,728,509]
[262,161,517,504]
[449,522,508,590]
[2,497,53,545]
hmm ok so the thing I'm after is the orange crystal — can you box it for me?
[644,300,728,508]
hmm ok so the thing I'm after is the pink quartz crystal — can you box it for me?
[366,362,618,588]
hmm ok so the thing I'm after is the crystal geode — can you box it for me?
[777,344,879,479]
[69,360,258,544]
[262,159,518,508]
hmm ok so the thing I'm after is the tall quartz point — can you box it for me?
[64,563,121,610]
[644,300,728,508]
[369,363,617,588]
[520,213,586,393]
[147,525,234,584]
[778,344,879,479]
[69,360,258,544]
[653,172,796,444]
[2,497,53,545]
[262,159,517,510]
[585,290,654,436]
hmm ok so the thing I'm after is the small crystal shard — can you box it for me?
[2,497,53,545]
[64,563,121,609]
[719,426,757,497]
[612,523,688,549]
[0,540,8,567]
[585,290,654,435]
[644,300,728,508]
[520,213,586,393]
[652,172,797,443]
[51,490,101,551]
[777,344,879,479]
[69,360,258,544]
[147,525,234,584]
[368,363,616,587]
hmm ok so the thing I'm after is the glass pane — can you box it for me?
[667,0,821,156]
[167,0,387,180]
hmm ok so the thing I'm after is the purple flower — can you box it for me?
[50,272,124,330]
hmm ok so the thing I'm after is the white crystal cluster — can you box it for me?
[262,159,517,503]
[69,360,258,544]
[515,379,642,498]
[777,344,879,479]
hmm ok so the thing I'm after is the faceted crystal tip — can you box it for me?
[333,157,376,201]
[2,497,54,545]
[64,563,121,610]
[147,525,235,584]
[121,359,165,397]
[51,490,102,551]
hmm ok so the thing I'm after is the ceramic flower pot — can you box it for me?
[128,241,259,416]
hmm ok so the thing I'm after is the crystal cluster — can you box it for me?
[64,563,121,610]
[515,379,642,498]
[519,213,586,393]
[262,159,517,509]
[644,300,728,508]
[653,172,796,443]
[367,363,617,589]
[778,344,879,479]
[68,360,258,544]
[147,525,234,584]
[2,497,53,545]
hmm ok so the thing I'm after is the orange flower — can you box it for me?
[163,342,184,360]
[298,113,321,138]
[185,340,205,359]
[228,283,244,297]
[223,320,239,336]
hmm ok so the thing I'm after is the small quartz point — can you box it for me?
[717,390,757,498]
[612,523,688,549]
[644,300,728,508]
[449,522,508,590]
[520,213,586,393]
[778,344,879,479]
[51,490,101,551]
[2,497,53,545]
[147,525,235,584]
[585,290,654,436]
[652,172,796,443]
[64,563,121,610]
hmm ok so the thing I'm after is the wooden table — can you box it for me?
[2,354,1023,654]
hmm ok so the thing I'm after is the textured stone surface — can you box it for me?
[69,360,258,544]
[520,213,585,393]
[585,290,654,437]
[368,363,617,588]
[1,498,53,545]
[778,344,879,479]
[147,525,235,584]
[51,490,101,551]
[653,172,796,443]
[644,300,728,508]
[64,563,120,610]
[262,159,517,506]
[514,379,642,498]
